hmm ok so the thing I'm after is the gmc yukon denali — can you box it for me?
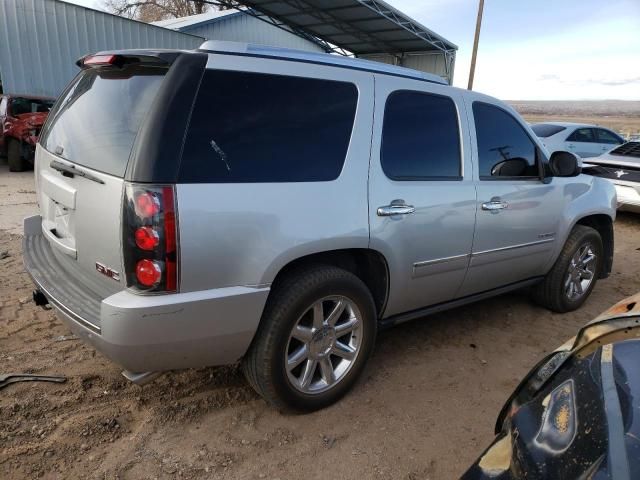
[23,42,616,411]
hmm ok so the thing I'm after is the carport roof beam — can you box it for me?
[208,1,458,60]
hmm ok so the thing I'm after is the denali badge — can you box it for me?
[96,262,120,282]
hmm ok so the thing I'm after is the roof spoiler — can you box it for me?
[76,50,183,68]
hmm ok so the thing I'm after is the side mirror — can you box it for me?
[549,151,581,177]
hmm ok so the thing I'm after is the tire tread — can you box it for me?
[242,264,375,412]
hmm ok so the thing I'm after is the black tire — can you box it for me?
[532,225,603,313]
[8,139,28,172]
[243,265,377,412]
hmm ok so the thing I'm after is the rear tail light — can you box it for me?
[123,184,178,293]
[82,54,118,67]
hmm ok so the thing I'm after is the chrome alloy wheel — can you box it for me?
[285,296,363,394]
[565,243,597,301]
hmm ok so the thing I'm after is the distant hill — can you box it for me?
[508,100,640,117]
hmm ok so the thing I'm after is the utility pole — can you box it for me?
[468,0,485,90]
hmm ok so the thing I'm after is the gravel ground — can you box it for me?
[0,163,37,235]
[1,162,639,479]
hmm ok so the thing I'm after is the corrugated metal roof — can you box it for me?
[174,1,457,83]
[0,0,204,97]
[222,0,457,54]
[153,9,243,29]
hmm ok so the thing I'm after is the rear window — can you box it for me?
[10,97,54,115]
[40,65,167,177]
[179,70,358,183]
[531,124,566,138]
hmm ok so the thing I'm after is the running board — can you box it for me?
[380,277,544,329]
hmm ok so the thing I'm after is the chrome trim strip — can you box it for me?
[600,344,631,480]
[26,269,101,334]
[473,237,555,257]
[413,253,470,269]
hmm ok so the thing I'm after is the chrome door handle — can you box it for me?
[377,202,415,217]
[481,200,508,211]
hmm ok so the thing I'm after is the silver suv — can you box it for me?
[24,42,616,411]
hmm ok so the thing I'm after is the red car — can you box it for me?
[0,94,55,171]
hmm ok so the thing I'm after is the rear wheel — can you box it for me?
[243,265,377,412]
[8,139,28,172]
[532,225,603,312]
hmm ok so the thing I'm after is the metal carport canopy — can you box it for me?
[213,0,457,58]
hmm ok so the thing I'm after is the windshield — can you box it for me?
[11,97,54,115]
[40,65,167,177]
[531,124,567,138]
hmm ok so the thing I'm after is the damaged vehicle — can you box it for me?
[462,293,640,479]
[24,42,616,411]
[583,142,640,213]
[0,94,55,171]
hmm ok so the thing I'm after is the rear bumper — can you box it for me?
[23,215,270,372]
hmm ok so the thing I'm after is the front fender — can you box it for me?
[543,175,616,274]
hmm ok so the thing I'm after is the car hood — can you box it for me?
[462,293,640,479]
[584,156,640,170]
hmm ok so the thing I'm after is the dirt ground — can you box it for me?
[1,164,640,479]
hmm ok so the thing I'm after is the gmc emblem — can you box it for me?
[96,262,120,282]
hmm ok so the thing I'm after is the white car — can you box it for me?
[583,142,640,213]
[531,122,624,158]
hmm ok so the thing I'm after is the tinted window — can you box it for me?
[595,128,623,144]
[179,70,358,183]
[381,90,460,180]
[531,123,566,138]
[473,102,539,179]
[41,65,167,177]
[567,128,595,143]
[10,97,54,115]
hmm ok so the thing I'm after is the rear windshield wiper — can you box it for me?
[50,160,105,185]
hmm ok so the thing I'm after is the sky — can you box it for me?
[67,0,640,100]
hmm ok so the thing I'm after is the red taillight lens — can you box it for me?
[135,226,160,251]
[135,259,162,287]
[161,187,177,291]
[123,184,178,294]
[135,192,161,218]
[83,54,117,66]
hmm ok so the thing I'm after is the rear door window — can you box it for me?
[595,128,623,144]
[567,128,595,143]
[381,90,461,180]
[179,70,358,183]
[40,65,168,177]
[531,124,566,138]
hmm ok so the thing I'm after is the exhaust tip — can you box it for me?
[33,289,49,307]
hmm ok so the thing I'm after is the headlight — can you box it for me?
[535,379,577,452]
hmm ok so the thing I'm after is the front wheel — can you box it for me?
[532,225,603,313]
[242,265,377,412]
